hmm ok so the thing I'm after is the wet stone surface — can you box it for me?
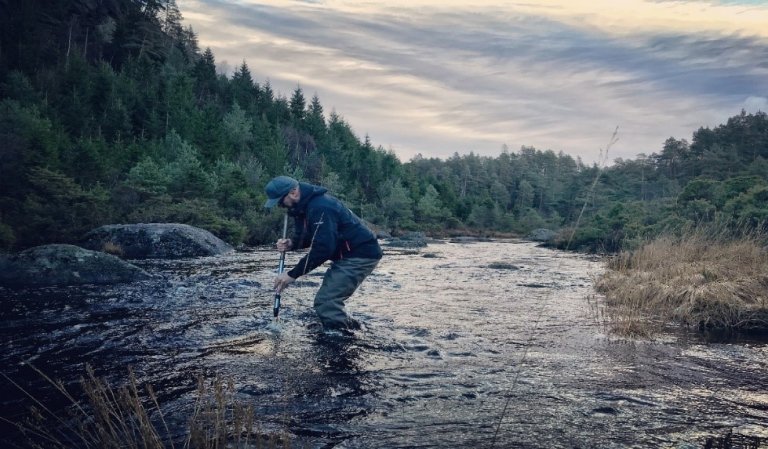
[1,240,767,448]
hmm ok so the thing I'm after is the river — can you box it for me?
[1,239,767,448]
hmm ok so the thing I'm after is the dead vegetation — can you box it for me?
[101,241,124,257]
[595,230,768,337]
[3,363,293,449]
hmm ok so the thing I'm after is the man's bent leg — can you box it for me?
[314,257,379,329]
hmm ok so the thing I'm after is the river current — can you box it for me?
[1,239,767,448]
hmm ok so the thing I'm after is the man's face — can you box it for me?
[279,187,299,208]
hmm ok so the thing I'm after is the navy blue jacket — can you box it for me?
[286,183,381,279]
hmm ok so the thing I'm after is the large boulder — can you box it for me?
[81,223,233,259]
[0,244,151,287]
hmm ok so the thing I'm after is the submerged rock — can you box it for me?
[81,223,233,259]
[487,261,520,270]
[0,244,151,287]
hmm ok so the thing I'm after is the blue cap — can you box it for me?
[264,176,299,208]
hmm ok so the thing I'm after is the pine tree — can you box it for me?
[289,85,306,128]
[193,47,218,103]
[230,60,255,109]
[378,179,414,232]
[253,115,286,176]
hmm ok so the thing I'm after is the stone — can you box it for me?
[384,231,428,248]
[528,228,557,242]
[0,244,151,287]
[81,223,233,259]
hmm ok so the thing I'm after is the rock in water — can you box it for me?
[0,244,151,287]
[384,231,428,248]
[81,223,233,259]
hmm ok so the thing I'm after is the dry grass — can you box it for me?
[595,230,768,337]
[102,241,124,257]
[185,375,291,449]
[3,363,292,449]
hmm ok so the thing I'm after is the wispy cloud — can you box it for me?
[179,0,768,163]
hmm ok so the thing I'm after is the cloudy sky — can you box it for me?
[178,0,768,164]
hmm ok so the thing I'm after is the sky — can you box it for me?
[178,0,768,165]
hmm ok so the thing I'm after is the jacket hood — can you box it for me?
[290,182,327,214]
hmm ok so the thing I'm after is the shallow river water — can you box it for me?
[2,239,767,448]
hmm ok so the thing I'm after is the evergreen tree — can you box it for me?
[289,85,306,128]
[160,0,184,42]
[230,60,255,109]
[193,47,218,103]
[253,115,286,176]
[306,93,327,145]
[22,167,111,247]
[416,184,450,228]
[377,179,414,231]
[222,102,254,156]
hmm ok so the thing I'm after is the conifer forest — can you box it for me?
[2,0,767,252]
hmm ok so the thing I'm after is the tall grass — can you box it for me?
[594,226,768,337]
[2,363,292,449]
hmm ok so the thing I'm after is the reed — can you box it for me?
[4,363,293,449]
[595,225,768,337]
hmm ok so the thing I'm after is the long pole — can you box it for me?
[273,213,289,319]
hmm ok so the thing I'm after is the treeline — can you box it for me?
[1,0,767,252]
[0,0,401,248]
[574,111,768,251]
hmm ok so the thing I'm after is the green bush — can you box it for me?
[17,168,112,247]
[126,197,246,245]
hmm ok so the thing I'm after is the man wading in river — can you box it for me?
[264,176,382,333]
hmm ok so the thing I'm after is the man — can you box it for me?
[264,175,382,332]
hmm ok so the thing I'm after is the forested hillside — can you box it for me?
[1,0,767,252]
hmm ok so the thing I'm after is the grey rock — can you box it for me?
[81,223,233,259]
[374,229,393,239]
[0,244,151,287]
[363,219,391,239]
[449,236,492,243]
[487,262,520,270]
[385,231,428,248]
[528,228,557,242]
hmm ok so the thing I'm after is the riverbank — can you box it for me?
[595,231,768,337]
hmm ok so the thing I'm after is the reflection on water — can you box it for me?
[1,240,767,448]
